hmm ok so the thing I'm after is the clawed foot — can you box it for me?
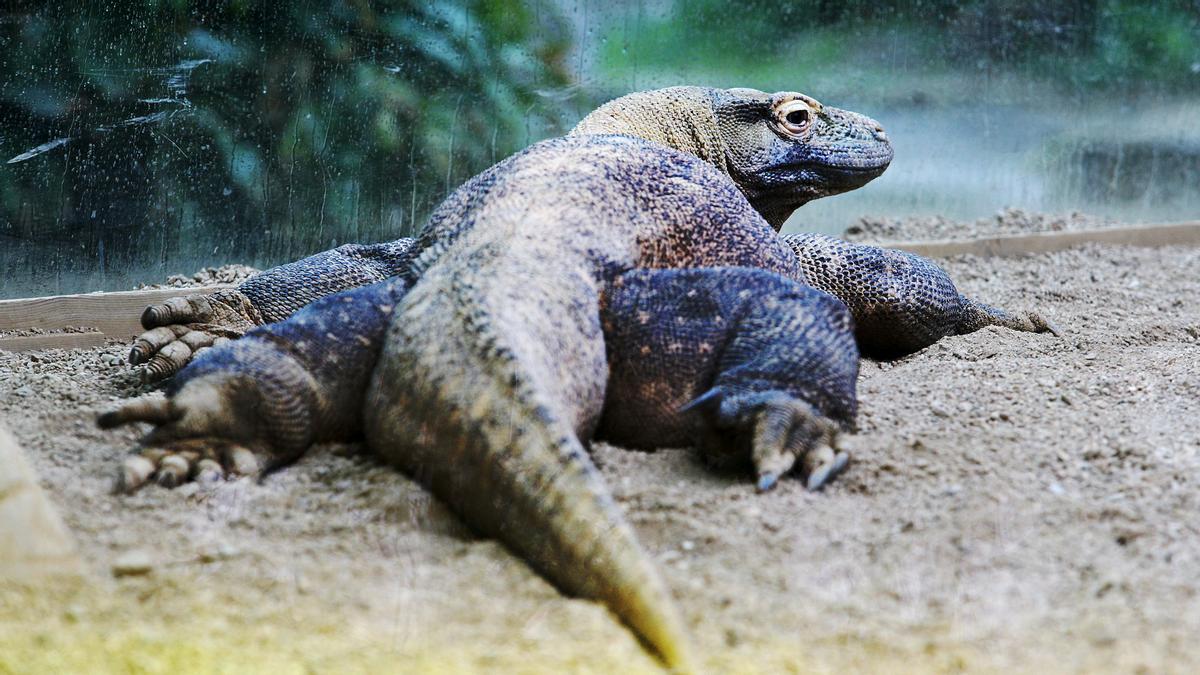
[115,438,261,493]
[99,394,268,493]
[749,398,849,493]
[97,338,323,494]
[129,290,261,382]
[684,389,852,492]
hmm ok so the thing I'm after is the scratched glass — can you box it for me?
[1,1,1198,298]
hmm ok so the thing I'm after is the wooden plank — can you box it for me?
[885,221,1200,259]
[0,332,108,353]
[0,285,231,339]
[0,221,1198,338]
[0,422,85,580]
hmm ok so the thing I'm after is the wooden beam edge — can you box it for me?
[882,221,1200,258]
[0,332,108,353]
[0,285,232,337]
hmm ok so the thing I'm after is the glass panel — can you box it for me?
[2,1,1198,298]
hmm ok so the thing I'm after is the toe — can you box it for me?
[155,453,192,488]
[222,443,260,476]
[140,295,213,329]
[98,398,179,429]
[116,455,157,493]
[804,449,850,491]
[140,341,195,382]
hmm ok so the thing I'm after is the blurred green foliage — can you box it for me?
[0,0,570,291]
[601,0,1200,96]
[1,0,1197,297]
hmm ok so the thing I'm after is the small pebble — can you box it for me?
[111,549,154,577]
[197,542,239,563]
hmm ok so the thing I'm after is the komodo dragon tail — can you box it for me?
[362,263,694,671]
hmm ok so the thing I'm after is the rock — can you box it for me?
[0,423,85,580]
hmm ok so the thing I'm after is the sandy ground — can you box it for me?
[844,208,1121,242]
[2,238,1199,674]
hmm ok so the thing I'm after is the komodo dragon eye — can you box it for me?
[776,99,814,136]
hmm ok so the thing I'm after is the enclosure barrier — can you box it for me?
[1,220,1199,350]
[0,286,231,351]
[884,220,1200,259]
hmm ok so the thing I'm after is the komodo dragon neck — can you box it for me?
[570,87,732,176]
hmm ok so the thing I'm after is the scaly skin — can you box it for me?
[781,232,1060,358]
[103,87,892,669]
[598,267,859,491]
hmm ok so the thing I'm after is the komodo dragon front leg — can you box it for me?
[102,277,412,487]
[598,267,859,491]
[129,240,422,380]
[781,233,1060,358]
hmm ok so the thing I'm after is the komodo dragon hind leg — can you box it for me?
[956,297,1062,338]
[100,278,410,492]
[599,267,860,492]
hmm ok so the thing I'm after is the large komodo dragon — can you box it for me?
[102,87,1055,669]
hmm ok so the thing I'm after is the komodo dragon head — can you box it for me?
[571,86,893,229]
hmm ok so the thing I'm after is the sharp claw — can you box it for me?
[756,472,778,492]
[225,445,260,476]
[1029,312,1062,337]
[117,456,156,493]
[805,465,834,491]
[156,454,190,488]
[194,458,224,484]
[805,451,850,491]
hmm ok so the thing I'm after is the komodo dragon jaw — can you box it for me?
[572,86,893,229]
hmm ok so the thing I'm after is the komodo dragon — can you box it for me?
[100,86,1053,668]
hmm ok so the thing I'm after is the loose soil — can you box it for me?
[845,208,1121,242]
[2,238,1198,674]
